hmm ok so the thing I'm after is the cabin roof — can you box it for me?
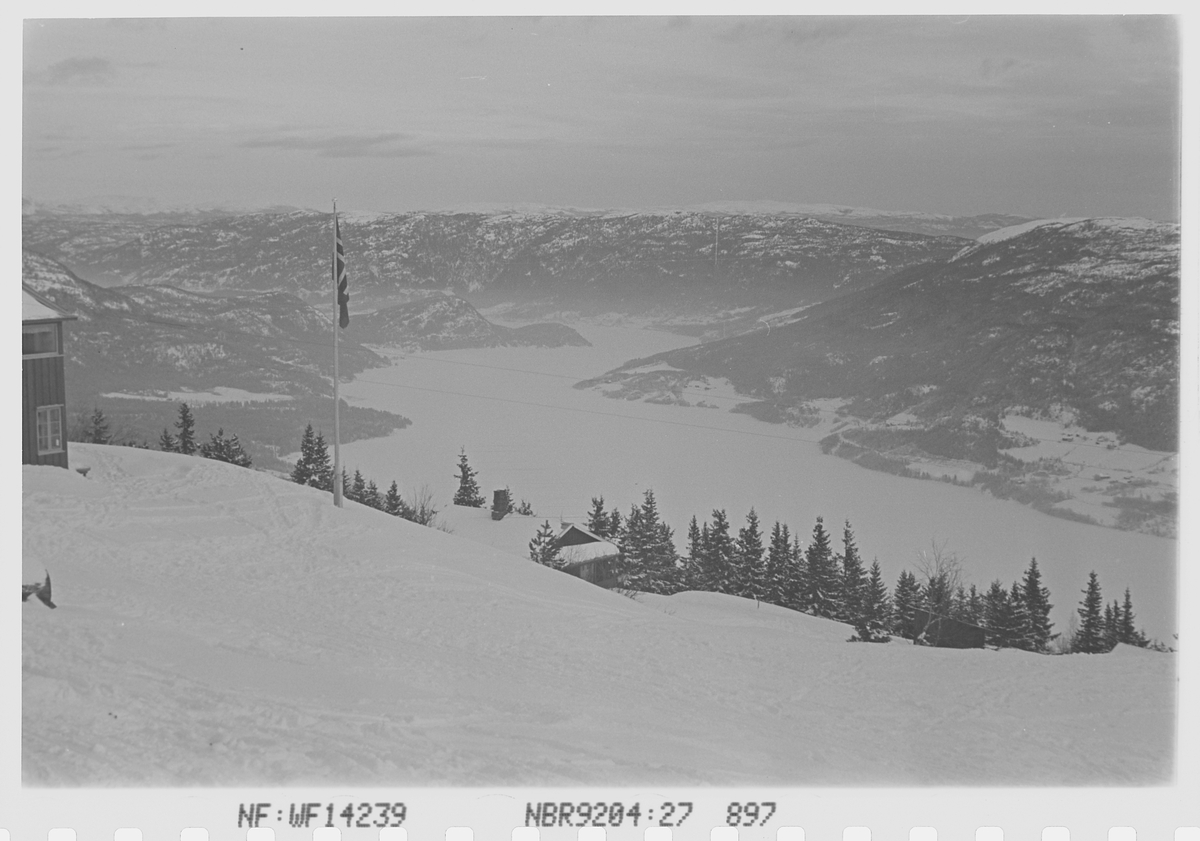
[438,504,619,566]
[22,285,75,324]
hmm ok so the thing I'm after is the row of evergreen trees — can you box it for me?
[76,402,253,468]
[583,489,1160,653]
[157,402,252,467]
[289,424,438,525]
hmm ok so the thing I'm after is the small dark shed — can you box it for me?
[22,285,76,468]
[554,524,622,589]
[910,608,986,649]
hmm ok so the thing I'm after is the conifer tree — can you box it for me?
[199,428,252,468]
[702,509,736,594]
[452,448,485,507]
[158,427,178,453]
[607,506,623,538]
[838,520,867,623]
[587,497,610,537]
[802,516,839,618]
[364,480,382,509]
[735,508,766,599]
[764,521,792,607]
[311,431,333,491]
[1072,571,1107,653]
[1103,601,1119,650]
[1018,557,1055,652]
[175,402,197,455]
[786,533,808,612]
[982,580,1021,648]
[853,560,892,642]
[384,480,407,517]
[891,570,921,639]
[87,407,112,444]
[965,584,984,626]
[349,469,367,504]
[618,490,678,593]
[529,520,563,569]
[1118,588,1148,647]
[1008,581,1029,645]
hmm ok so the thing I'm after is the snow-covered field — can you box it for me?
[339,323,1177,642]
[21,445,1176,785]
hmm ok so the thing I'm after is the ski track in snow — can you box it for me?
[22,446,1175,786]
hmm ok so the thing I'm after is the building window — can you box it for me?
[36,405,64,454]
[23,324,59,356]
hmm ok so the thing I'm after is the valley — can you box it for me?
[337,321,1176,644]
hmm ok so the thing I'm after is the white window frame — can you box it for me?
[36,405,64,455]
[23,323,60,358]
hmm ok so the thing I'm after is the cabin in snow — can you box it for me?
[909,608,986,649]
[439,503,622,590]
[22,285,76,468]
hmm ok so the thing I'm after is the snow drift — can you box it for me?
[22,445,1174,785]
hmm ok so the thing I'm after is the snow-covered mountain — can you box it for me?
[354,295,590,350]
[21,445,1175,785]
[23,207,972,314]
[591,218,1180,453]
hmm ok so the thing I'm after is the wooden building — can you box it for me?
[22,285,76,468]
[910,607,986,649]
[554,524,621,589]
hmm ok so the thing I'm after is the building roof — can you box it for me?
[22,285,75,324]
[437,504,619,567]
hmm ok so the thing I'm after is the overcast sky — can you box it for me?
[21,15,1181,220]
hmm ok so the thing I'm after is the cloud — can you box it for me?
[34,56,116,86]
[239,132,433,158]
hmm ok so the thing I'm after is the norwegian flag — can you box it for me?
[334,213,349,328]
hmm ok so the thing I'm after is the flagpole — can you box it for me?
[332,199,344,508]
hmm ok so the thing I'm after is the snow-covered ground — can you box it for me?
[21,445,1176,786]
[100,387,293,404]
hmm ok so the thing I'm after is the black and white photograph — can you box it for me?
[15,11,1190,802]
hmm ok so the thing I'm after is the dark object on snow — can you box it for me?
[491,488,510,520]
[910,607,984,648]
[21,572,57,609]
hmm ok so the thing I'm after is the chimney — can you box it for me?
[491,488,510,520]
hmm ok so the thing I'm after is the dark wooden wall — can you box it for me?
[22,353,68,468]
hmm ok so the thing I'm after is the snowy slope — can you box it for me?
[22,446,1174,785]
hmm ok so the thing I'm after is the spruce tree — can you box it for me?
[529,520,563,569]
[384,480,407,517]
[1018,557,1055,652]
[983,580,1023,648]
[802,516,839,618]
[175,402,197,455]
[364,480,382,509]
[200,428,252,468]
[764,521,792,607]
[587,496,610,537]
[734,508,766,600]
[1008,581,1029,647]
[87,407,112,444]
[965,584,984,627]
[1103,601,1119,650]
[291,424,317,485]
[786,533,808,612]
[1118,588,1148,647]
[838,520,867,624]
[853,560,892,642]
[452,447,485,507]
[891,570,921,639]
[311,431,333,491]
[607,507,623,538]
[703,509,736,595]
[619,490,678,594]
[349,469,367,504]
[159,427,178,453]
[1072,571,1107,653]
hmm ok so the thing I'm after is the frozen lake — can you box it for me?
[340,322,1177,643]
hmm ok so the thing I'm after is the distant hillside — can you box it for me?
[23,207,973,316]
[589,218,1180,453]
[21,249,406,466]
[355,295,590,350]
